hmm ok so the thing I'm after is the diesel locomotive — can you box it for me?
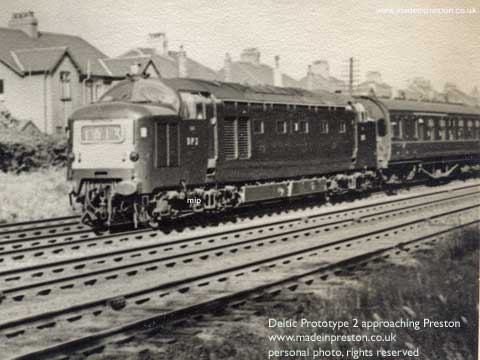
[67,76,480,227]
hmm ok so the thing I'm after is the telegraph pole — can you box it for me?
[341,57,360,95]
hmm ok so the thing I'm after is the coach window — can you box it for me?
[438,119,446,140]
[391,116,403,140]
[458,119,465,139]
[319,120,329,134]
[180,92,208,120]
[426,119,435,141]
[447,118,455,140]
[416,118,425,140]
[276,120,288,134]
[466,119,474,139]
[253,120,264,134]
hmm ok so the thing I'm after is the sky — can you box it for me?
[1,0,479,93]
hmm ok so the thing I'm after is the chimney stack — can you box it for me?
[311,60,329,79]
[224,53,232,82]
[9,11,39,39]
[178,45,187,78]
[148,32,168,56]
[240,48,261,66]
[273,55,282,87]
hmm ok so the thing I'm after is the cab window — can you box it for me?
[180,92,210,120]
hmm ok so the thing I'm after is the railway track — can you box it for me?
[0,179,475,264]
[0,181,478,359]
[0,183,477,300]
[0,179,443,245]
[0,216,82,240]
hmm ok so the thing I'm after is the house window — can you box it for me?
[253,120,264,134]
[319,120,329,134]
[60,71,71,100]
[0,79,4,94]
[276,120,288,134]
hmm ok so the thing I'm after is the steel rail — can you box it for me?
[0,193,477,331]
[0,187,476,301]
[6,199,480,360]
[0,182,477,263]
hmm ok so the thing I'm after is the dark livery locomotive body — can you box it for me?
[67,77,480,227]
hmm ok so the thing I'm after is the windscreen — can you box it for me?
[99,79,181,113]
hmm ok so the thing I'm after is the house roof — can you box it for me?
[169,51,217,80]
[11,47,74,73]
[357,80,392,90]
[102,56,157,77]
[298,73,345,91]
[118,47,217,80]
[0,27,110,76]
[217,61,301,88]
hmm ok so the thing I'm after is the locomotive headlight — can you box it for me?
[129,151,140,162]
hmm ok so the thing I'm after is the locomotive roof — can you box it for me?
[162,78,353,107]
[377,98,480,116]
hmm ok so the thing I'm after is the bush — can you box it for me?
[0,129,68,173]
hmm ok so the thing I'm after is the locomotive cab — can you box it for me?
[68,76,184,226]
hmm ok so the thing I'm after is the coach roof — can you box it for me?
[378,98,480,116]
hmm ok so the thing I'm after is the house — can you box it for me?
[110,33,218,80]
[298,60,345,93]
[217,48,301,88]
[0,11,120,134]
[443,83,479,106]
[401,77,444,102]
[355,71,392,98]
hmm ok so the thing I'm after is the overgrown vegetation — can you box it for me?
[0,129,68,173]
[0,168,74,223]
[94,227,479,360]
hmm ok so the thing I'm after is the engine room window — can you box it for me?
[319,120,329,134]
[294,120,309,134]
[339,119,347,134]
[253,120,264,134]
[276,120,288,134]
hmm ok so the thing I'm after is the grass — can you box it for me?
[94,226,479,360]
[0,168,74,223]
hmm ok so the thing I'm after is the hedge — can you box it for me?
[0,130,68,173]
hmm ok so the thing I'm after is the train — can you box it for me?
[67,76,480,228]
